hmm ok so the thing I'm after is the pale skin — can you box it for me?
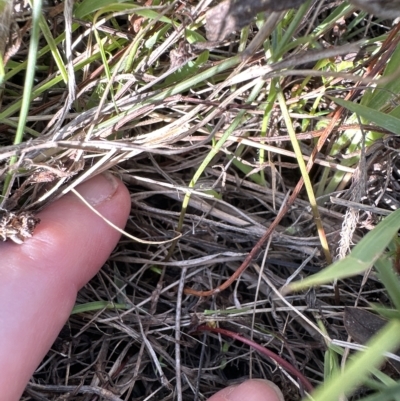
[0,173,284,401]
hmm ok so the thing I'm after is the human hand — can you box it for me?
[0,173,131,400]
[0,173,285,401]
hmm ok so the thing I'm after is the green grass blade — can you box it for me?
[74,0,131,19]
[286,209,400,293]
[329,96,400,135]
[374,257,400,312]
[309,320,400,401]
[361,42,400,110]
[38,14,68,82]
[358,383,400,401]
[2,0,42,196]
[370,304,400,320]
[71,301,130,314]
[324,347,340,381]
[13,0,42,145]
[277,88,332,264]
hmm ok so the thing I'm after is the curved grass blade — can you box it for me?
[284,209,400,293]
[309,319,400,401]
[329,96,400,135]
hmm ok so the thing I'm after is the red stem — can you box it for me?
[196,325,314,393]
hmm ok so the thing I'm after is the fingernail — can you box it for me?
[75,172,119,207]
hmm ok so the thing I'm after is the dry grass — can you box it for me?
[1,0,400,400]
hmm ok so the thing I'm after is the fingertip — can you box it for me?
[20,172,131,286]
[207,380,285,401]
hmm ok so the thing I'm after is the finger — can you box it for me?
[207,379,285,401]
[0,173,131,401]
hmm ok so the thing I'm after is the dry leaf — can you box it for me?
[344,307,387,344]
[350,0,400,19]
[205,0,305,41]
[0,0,13,57]
[0,211,40,244]
[205,0,400,41]
[344,307,400,372]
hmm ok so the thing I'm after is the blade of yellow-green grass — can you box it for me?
[258,80,277,189]
[38,15,68,83]
[71,301,130,314]
[124,7,172,24]
[1,118,41,137]
[308,319,400,401]
[257,5,311,190]
[329,97,400,135]
[311,2,354,39]
[370,304,400,320]
[324,347,340,381]
[285,209,400,293]
[227,151,266,186]
[76,2,173,25]
[374,257,400,312]
[8,0,42,133]
[126,2,183,73]
[2,0,42,197]
[319,315,342,384]
[359,383,400,401]
[74,0,131,19]
[361,42,400,110]
[277,88,332,264]
[164,30,209,85]
[368,367,399,388]
[93,25,115,101]
[185,78,266,189]
[275,0,312,59]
